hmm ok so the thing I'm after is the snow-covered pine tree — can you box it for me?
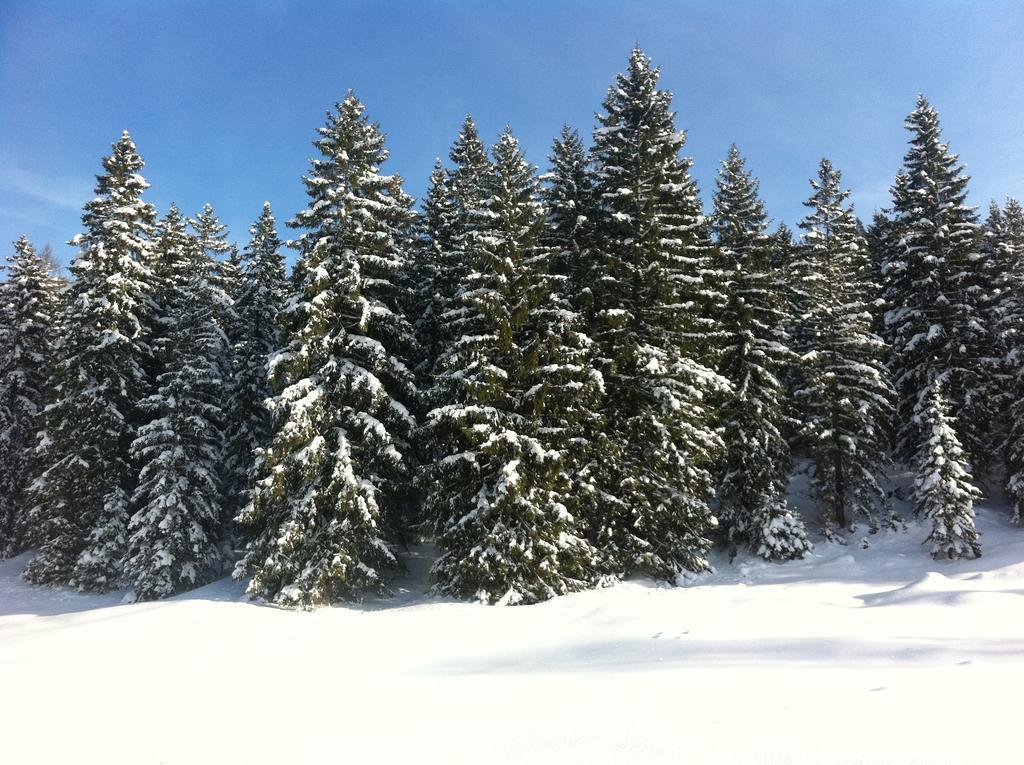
[221,203,287,537]
[769,222,806,448]
[411,160,454,387]
[770,222,800,333]
[417,117,494,478]
[448,116,493,231]
[914,379,982,559]
[189,204,244,543]
[424,128,599,604]
[974,200,1023,460]
[125,235,228,600]
[150,205,191,313]
[0,237,60,558]
[24,131,157,590]
[317,97,419,540]
[424,116,493,391]
[145,205,193,385]
[190,202,232,260]
[234,93,414,606]
[795,159,896,539]
[993,200,1024,522]
[588,48,725,578]
[883,97,991,466]
[541,125,598,312]
[537,125,608,551]
[864,212,894,342]
[188,204,239,374]
[189,203,238,374]
[711,146,810,561]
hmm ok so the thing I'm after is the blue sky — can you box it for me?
[2,0,1022,269]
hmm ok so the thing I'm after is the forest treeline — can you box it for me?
[1,49,1019,606]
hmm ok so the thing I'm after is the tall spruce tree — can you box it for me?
[795,159,896,539]
[541,125,598,307]
[914,379,982,559]
[864,212,895,341]
[712,146,810,561]
[125,236,227,600]
[587,49,725,578]
[993,200,1024,521]
[424,117,493,391]
[411,160,454,386]
[24,131,157,590]
[882,96,991,466]
[187,208,238,543]
[976,201,1022,460]
[770,222,806,448]
[221,203,287,538]
[539,125,608,547]
[147,205,191,358]
[188,204,239,368]
[0,237,60,557]
[423,129,599,604]
[234,93,414,606]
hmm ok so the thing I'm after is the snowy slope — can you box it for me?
[2,500,1022,765]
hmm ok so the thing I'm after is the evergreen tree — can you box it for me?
[914,379,982,559]
[189,204,243,543]
[0,237,60,557]
[770,222,806,448]
[149,205,191,325]
[418,117,494,478]
[221,203,287,538]
[124,237,227,600]
[977,201,1023,458]
[144,205,194,394]
[864,212,894,340]
[234,93,414,606]
[882,97,991,464]
[424,129,599,604]
[411,160,454,386]
[190,203,233,260]
[425,116,493,389]
[24,131,156,590]
[795,159,896,539]
[588,49,724,578]
[539,125,608,548]
[188,203,238,373]
[993,200,1024,521]
[712,146,810,561]
[541,125,598,308]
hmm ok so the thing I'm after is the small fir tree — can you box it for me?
[914,379,982,560]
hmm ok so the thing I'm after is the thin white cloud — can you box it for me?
[0,166,91,211]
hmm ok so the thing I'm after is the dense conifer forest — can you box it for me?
[2,49,1020,606]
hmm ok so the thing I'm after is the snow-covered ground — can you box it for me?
[2,487,1022,764]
